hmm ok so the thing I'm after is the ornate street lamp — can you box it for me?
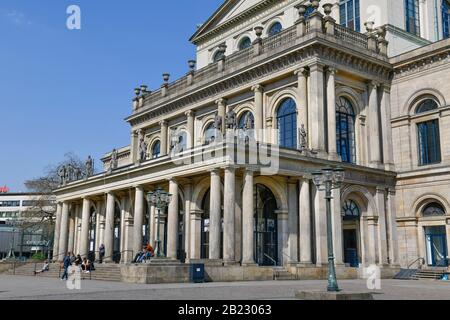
[312,166,345,292]
[146,187,173,258]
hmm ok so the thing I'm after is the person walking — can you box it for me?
[99,244,105,263]
[60,253,71,281]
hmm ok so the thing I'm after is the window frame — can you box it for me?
[267,21,283,37]
[151,140,161,159]
[443,0,450,39]
[405,0,420,36]
[339,0,361,32]
[276,98,297,150]
[238,37,252,51]
[336,97,357,164]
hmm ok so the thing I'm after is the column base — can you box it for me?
[328,152,340,161]
[148,257,181,265]
[203,259,224,266]
[241,262,258,267]
[223,260,239,266]
[298,262,315,267]
[285,262,300,267]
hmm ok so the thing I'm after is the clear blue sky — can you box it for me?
[0,0,223,192]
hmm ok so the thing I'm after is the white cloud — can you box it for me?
[3,10,32,26]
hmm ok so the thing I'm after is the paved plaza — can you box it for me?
[0,275,449,300]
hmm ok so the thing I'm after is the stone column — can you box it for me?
[52,202,62,261]
[368,82,382,167]
[278,210,289,266]
[149,204,156,247]
[67,212,75,254]
[380,84,394,170]
[94,206,102,261]
[58,202,70,260]
[287,179,299,265]
[209,169,222,260]
[216,99,227,135]
[331,188,344,265]
[295,68,308,144]
[223,167,236,264]
[79,198,91,258]
[386,189,399,265]
[184,183,192,260]
[242,169,255,265]
[313,186,328,265]
[234,176,243,263]
[327,67,338,159]
[299,179,312,265]
[186,111,195,149]
[104,192,115,262]
[376,187,389,265]
[190,210,202,260]
[123,215,134,263]
[167,179,179,260]
[366,217,378,265]
[309,63,326,152]
[131,130,139,165]
[160,120,168,156]
[73,206,80,255]
[133,186,145,256]
[252,85,264,140]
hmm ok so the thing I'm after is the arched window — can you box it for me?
[204,123,217,145]
[416,99,438,113]
[336,97,356,163]
[238,37,252,50]
[212,50,224,63]
[277,98,297,149]
[238,111,254,130]
[268,22,282,36]
[178,131,187,152]
[342,200,360,221]
[443,0,450,38]
[416,99,441,165]
[422,202,446,217]
[152,140,161,159]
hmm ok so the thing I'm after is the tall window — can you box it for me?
[336,97,356,163]
[416,99,441,166]
[268,22,282,37]
[152,140,161,159]
[405,0,420,35]
[277,98,297,149]
[443,0,450,38]
[238,37,251,50]
[238,111,254,129]
[204,123,217,145]
[340,0,361,32]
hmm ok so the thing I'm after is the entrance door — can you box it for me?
[343,229,358,267]
[426,226,448,267]
[254,184,278,266]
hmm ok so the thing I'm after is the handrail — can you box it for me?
[408,257,425,269]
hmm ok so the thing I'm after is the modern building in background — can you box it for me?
[0,193,54,259]
[53,0,449,280]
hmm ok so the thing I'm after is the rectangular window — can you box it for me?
[340,0,361,32]
[405,0,420,35]
[0,201,21,207]
[443,0,450,38]
[418,120,441,165]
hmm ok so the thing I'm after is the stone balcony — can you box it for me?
[126,11,390,126]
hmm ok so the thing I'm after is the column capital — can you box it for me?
[215,98,227,106]
[221,164,239,171]
[294,67,309,77]
[308,63,325,72]
[376,186,387,194]
[251,84,264,93]
[166,177,179,184]
[159,120,168,127]
[185,110,195,117]
[133,185,144,191]
[208,168,221,175]
[368,80,380,89]
[287,176,300,184]
[388,188,396,196]
[380,83,391,93]
[327,66,337,75]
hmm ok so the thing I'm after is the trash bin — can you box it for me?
[190,263,205,283]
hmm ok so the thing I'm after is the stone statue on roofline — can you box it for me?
[85,156,94,177]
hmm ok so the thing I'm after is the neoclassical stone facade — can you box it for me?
[53,0,450,277]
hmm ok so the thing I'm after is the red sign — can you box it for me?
[0,186,9,193]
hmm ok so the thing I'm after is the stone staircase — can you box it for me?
[273,267,298,281]
[411,269,448,280]
[2,262,122,282]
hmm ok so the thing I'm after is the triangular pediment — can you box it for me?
[190,0,266,43]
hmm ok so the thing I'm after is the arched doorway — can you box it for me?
[342,199,361,267]
[113,202,121,263]
[200,189,223,259]
[88,206,97,262]
[254,184,278,266]
[422,202,448,267]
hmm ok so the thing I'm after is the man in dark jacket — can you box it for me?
[61,253,71,280]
